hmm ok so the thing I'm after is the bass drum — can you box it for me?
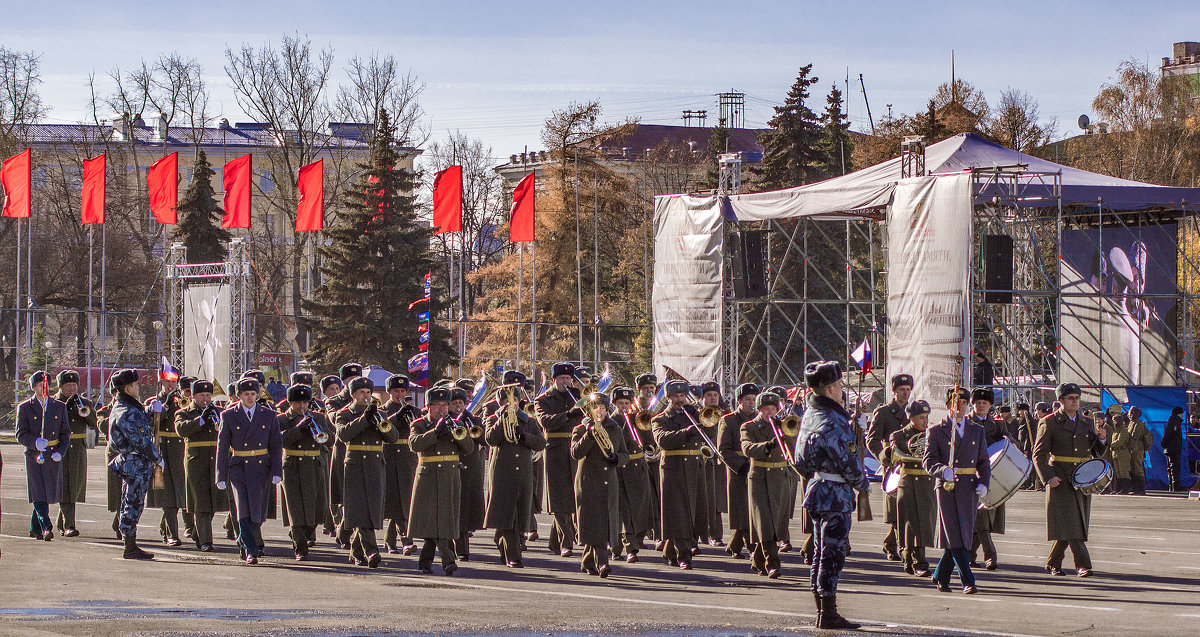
[979,438,1032,510]
[1071,458,1112,495]
[883,467,902,494]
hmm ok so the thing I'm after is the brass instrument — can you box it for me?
[70,394,92,419]
[678,405,722,465]
[368,397,394,434]
[779,414,801,437]
[699,405,723,428]
[453,412,484,439]
[576,394,617,461]
[300,413,329,444]
[769,416,804,478]
[501,385,521,445]
[624,412,659,462]
[634,408,654,431]
[176,395,191,410]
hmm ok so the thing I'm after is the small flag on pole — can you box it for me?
[408,352,429,388]
[851,339,872,375]
[596,364,614,393]
[159,356,181,382]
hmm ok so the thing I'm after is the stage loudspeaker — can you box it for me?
[982,234,1014,304]
[731,230,768,298]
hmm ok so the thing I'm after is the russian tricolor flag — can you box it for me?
[159,356,180,382]
[851,339,872,375]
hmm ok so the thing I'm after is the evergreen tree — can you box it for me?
[29,322,50,376]
[172,150,232,264]
[916,99,950,144]
[753,64,823,190]
[815,85,853,180]
[303,109,455,376]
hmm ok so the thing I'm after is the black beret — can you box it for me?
[28,370,49,389]
[700,381,721,396]
[236,378,260,394]
[946,386,970,403]
[191,380,214,395]
[449,388,468,403]
[1056,383,1081,399]
[891,374,914,389]
[426,387,451,404]
[664,380,689,396]
[736,383,760,400]
[291,371,314,386]
[348,377,373,393]
[386,374,410,391]
[320,375,342,392]
[634,373,657,389]
[552,362,576,378]
[804,360,843,389]
[1034,401,1051,413]
[179,376,196,391]
[241,369,266,384]
[340,362,363,380]
[906,400,931,417]
[612,386,635,401]
[503,370,527,386]
[287,384,312,402]
[57,370,80,386]
[455,378,476,393]
[756,392,781,410]
[971,388,994,404]
[111,368,140,389]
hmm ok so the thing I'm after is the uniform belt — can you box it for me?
[285,449,323,457]
[386,439,410,445]
[953,467,977,475]
[44,440,58,448]
[347,444,384,452]
[900,467,930,476]
[545,432,572,439]
[628,452,644,460]
[662,449,701,457]
[186,441,218,448]
[419,454,460,463]
[158,431,181,438]
[751,459,788,469]
[816,471,845,482]
[735,451,746,457]
[70,433,87,440]
[1050,455,1089,464]
[232,448,269,457]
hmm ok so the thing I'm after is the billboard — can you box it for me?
[184,283,232,387]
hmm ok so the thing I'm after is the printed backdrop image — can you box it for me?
[184,283,233,388]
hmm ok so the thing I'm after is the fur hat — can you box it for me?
[634,373,657,389]
[946,386,970,403]
[241,369,266,384]
[449,388,469,403]
[178,376,196,392]
[348,377,373,393]
[111,369,140,390]
[503,370,527,386]
[287,384,312,402]
[664,380,690,396]
[891,373,914,390]
[191,380,214,395]
[28,370,49,389]
[1055,383,1082,399]
[386,374,410,391]
[56,370,80,386]
[906,400,931,418]
[551,362,576,379]
[612,386,635,402]
[699,381,721,396]
[291,371,314,386]
[755,392,781,410]
[804,361,843,389]
[971,388,995,404]
[736,383,760,400]
[426,387,451,404]
[320,375,342,393]
[236,378,261,395]
[455,378,476,393]
[339,362,363,380]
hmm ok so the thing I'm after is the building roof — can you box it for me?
[594,123,765,156]
[18,121,419,153]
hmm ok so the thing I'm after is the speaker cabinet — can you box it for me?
[731,230,768,298]
[982,234,1014,304]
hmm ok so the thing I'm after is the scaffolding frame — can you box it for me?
[166,238,253,381]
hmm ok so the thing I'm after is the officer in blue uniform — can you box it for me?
[16,371,71,541]
[217,377,284,564]
[794,360,868,630]
[106,368,163,560]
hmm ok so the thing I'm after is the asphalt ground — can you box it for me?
[0,443,1197,637]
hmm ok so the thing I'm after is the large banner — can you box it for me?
[886,175,973,419]
[1059,223,1178,389]
[652,194,724,384]
[184,283,232,388]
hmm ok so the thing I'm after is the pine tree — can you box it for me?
[753,64,823,190]
[172,150,232,264]
[815,85,853,180]
[303,109,455,376]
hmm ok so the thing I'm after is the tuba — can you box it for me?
[501,385,521,444]
[577,393,617,461]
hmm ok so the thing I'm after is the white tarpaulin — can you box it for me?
[886,174,973,419]
[184,283,232,387]
[652,194,724,382]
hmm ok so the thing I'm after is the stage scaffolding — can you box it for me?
[166,238,254,381]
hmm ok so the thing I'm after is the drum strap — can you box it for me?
[1050,455,1089,464]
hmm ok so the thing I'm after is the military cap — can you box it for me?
[449,387,469,403]
[891,373,914,389]
[664,379,690,396]
[552,362,576,379]
[804,360,843,389]
[906,400,931,417]
[455,378,476,393]
[320,375,342,392]
[426,386,451,404]
[576,366,593,379]
[756,391,781,410]
[1016,403,1030,411]
[386,374,410,391]
[191,380,214,395]
[291,371,314,386]
[634,373,658,389]
[946,386,971,403]
[28,370,49,389]
[339,362,363,380]
[111,368,140,389]
[241,369,266,384]
[503,370,527,386]
[585,392,613,411]
[998,405,1012,414]
[179,376,196,392]
[1055,382,1081,399]
[700,381,721,396]
[236,378,261,395]
[348,377,373,393]
[57,369,80,386]
[1034,401,1051,413]
[736,383,760,400]
[766,385,788,399]
[971,388,995,404]
[287,384,312,402]
[612,386,635,401]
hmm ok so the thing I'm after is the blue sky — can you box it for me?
[1,1,1196,164]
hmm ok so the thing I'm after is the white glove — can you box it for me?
[216,481,227,490]
[942,467,955,482]
[975,484,988,498]
[149,399,164,413]
[35,437,48,451]
[271,475,282,484]
[51,452,62,463]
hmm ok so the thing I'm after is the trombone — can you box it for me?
[622,411,659,462]
[678,405,722,465]
[769,416,805,478]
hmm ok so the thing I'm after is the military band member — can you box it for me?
[698,381,724,547]
[279,384,332,560]
[923,386,990,594]
[275,371,316,411]
[741,391,793,578]
[334,376,399,568]
[1033,383,1107,577]
[719,383,757,559]
[651,379,706,569]
[635,373,662,546]
[571,392,629,577]
[175,380,227,552]
[885,400,936,577]
[53,369,96,537]
[765,384,797,553]
[382,374,420,554]
[612,387,653,562]
[794,361,868,630]
[107,369,163,560]
[16,371,71,542]
[1125,407,1153,495]
[409,386,474,575]
[450,386,486,561]
[326,362,362,548]
[217,378,284,565]
[147,375,188,546]
[969,387,1005,570]
[868,373,912,562]
[320,375,343,402]
[483,371,546,567]
[536,362,585,557]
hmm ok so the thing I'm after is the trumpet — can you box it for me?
[437,416,470,441]
[69,394,91,419]
[453,412,484,439]
[369,398,394,434]
[300,414,329,444]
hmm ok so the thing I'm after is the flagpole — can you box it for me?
[100,222,106,386]
[516,242,523,372]
[531,238,537,378]
[86,226,94,398]
[26,209,32,360]
[13,217,21,395]
[457,232,465,380]
[593,170,599,371]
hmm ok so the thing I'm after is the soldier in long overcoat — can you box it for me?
[16,371,71,541]
[612,387,652,562]
[450,387,486,561]
[334,376,399,568]
[146,375,187,545]
[535,361,585,557]
[719,383,758,559]
[483,371,546,567]
[52,369,96,536]
[279,384,333,560]
[382,374,420,554]
[741,391,795,578]
[175,380,227,551]
[651,380,707,569]
[884,400,936,577]
[408,386,475,575]
[634,373,662,544]
[867,373,912,561]
[571,393,629,577]
[325,362,361,548]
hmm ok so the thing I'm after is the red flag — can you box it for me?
[81,154,105,225]
[296,159,323,232]
[431,165,462,234]
[147,152,178,224]
[1,148,31,219]
[221,154,252,229]
[510,172,535,242]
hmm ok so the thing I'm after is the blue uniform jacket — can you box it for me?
[108,393,163,476]
[794,394,868,513]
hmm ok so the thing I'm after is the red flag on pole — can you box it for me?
[296,159,323,232]
[221,154,252,229]
[431,165,462,234]
[147,152,178,224]
[510,172,535,242]
[1,148,31,219]
[81,154,105,225]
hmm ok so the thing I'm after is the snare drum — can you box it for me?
[980,438,1032,510]
[1071,458,1112,495]
[883,467,902,494]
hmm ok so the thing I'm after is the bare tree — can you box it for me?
[336,54,428,147]
[0,47,46,141]
[983,88,1056,153]
[132,54,213,151]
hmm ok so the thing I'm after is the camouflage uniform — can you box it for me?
[107,394,163,538]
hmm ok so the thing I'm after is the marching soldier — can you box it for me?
[867,373,911,562]
[535,362,586,557]
[276,371,316,411]
[923,386,990,594]
[147,375,189,546]
[326,362,362,548]
[335,376,399,568]
[279,384,332,560]
[107,369,163,559]
[635,372,662,546]
[571,392,629,577]
[651,379,706,569]
[409,386,474,575]
[524,374,544,544]
[98,382,124,539]
[1126,407,1153,495]
[16,371,71,541]
[450,387,486,561]
[175,380,227,552]
[483,371,546,567]
[741,391,794,579]
[765,384,797,553]
[698,381,724,547]
[885,400,936,577]
[320,375,343,403]
[1033,383,1107,577]
[382,374,420,555]
[612,387,653,563]
[794,361,869,630]
[970,387,1006,570]
[217,377,284,565]
[53,370,96,537]
[719,383,757,560]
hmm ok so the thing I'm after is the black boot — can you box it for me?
[813,592,822,627]
[818,595,860,630]
[123,535,155,560]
